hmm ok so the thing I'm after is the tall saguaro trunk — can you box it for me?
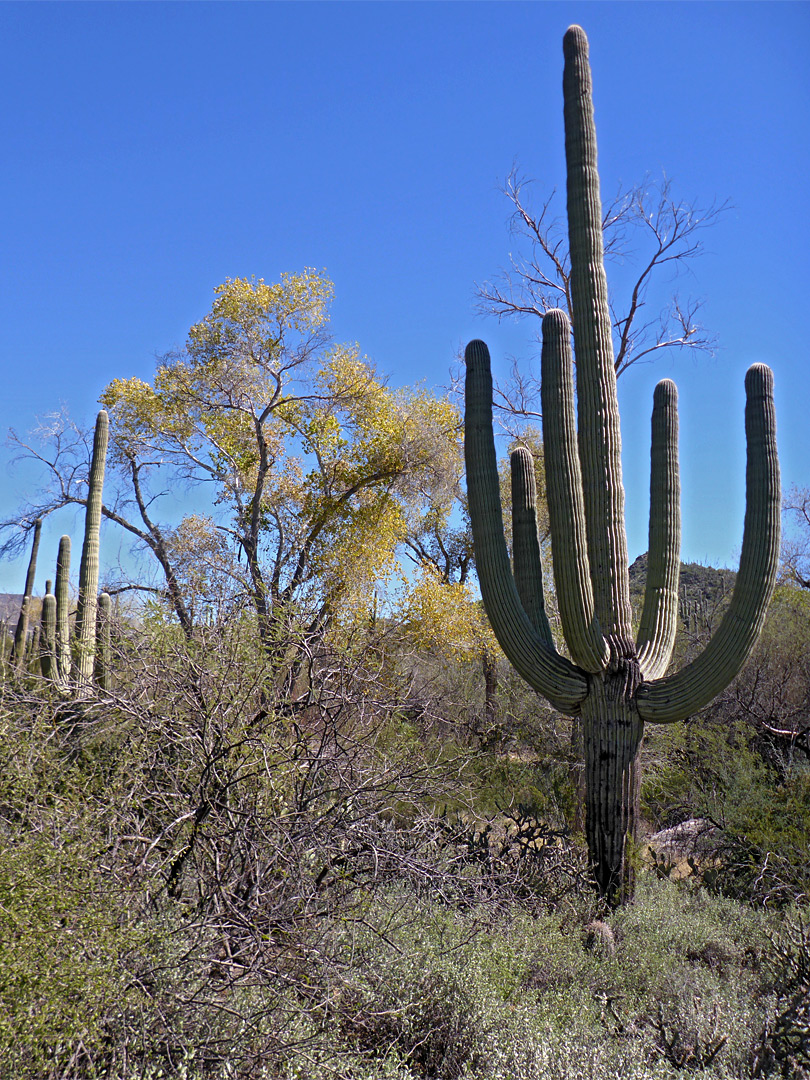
[581,672,643,904]
[94,591,112,692]
[11,518,42,665]
[462,26,780,904]
[73,410,109,693]
[55,535,72,683]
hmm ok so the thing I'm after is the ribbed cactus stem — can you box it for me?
[12,598,30,668]
[638,364,780,722]
[563,26,633,657]
[510,446,555,645]
[12,518,42,665]
[95,591,112,692]
[581,677,643,904]
[636,380,681,680]
[26,624,40,664]
[465,340,587,714]
[73,410,108,691]
[23,520,42,597]
[40,593,57,682]
[462,26,780,904]
[541,308,609,673]
[55,535,72,682]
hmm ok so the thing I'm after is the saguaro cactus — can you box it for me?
[11,517,42,666]
[73,410,109,691]
[464,26,780,904]
[40,588,57,682]
[94,591,112,692]
[55,535,72,682]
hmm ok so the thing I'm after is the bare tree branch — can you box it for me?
[476,169,730,410]
[781,485,810,590]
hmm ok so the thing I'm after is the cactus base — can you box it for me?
[582,671,643,905]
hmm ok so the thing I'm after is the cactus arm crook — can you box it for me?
[638,365,780,723]
[465,339,588,713]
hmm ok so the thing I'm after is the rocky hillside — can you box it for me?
[628,553,736,627]
[0,593,23,626]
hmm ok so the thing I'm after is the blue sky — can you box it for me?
[1,1,808,594]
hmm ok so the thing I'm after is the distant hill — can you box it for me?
[0,593,23,626]
[0,594,46,632]
[628,553,736,623]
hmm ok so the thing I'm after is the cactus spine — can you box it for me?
[464,26,780,904]
[72,410,108,691]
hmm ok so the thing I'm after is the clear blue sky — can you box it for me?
[1,1,807,594]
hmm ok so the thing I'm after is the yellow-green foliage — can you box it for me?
[399,563,497,661]
[100,272,462,635]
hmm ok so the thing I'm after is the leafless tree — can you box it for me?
[0,409,203,636]
[477,169,729,418]
[781,485,810,590]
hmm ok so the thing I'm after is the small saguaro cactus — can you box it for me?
[72,410,109,692]
[55,535,72,682]
[464,26,780,904]
[11,517,42,666]
[39,587,57,682]
[94,591,112,692]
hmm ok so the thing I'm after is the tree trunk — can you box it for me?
[581,663,643,906]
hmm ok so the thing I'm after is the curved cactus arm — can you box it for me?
[55,535,72,681]
[39,593,57,681]
[465,339,588,713]
[73,410,109,690]
[636,379,681,680]
[540,308,609,672]
[510,446,555,646]
[563,25,634,657]
[638,364,780,723]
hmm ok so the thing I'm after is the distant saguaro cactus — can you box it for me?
[94,591,112,692]
[464,26,780,904]
[73,410,109,691]
[39,589,57,681]
[55,534,72,682]
[11,517,42,666]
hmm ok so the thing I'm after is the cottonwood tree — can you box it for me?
[2,273,461,664]
[478,169,728,417]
